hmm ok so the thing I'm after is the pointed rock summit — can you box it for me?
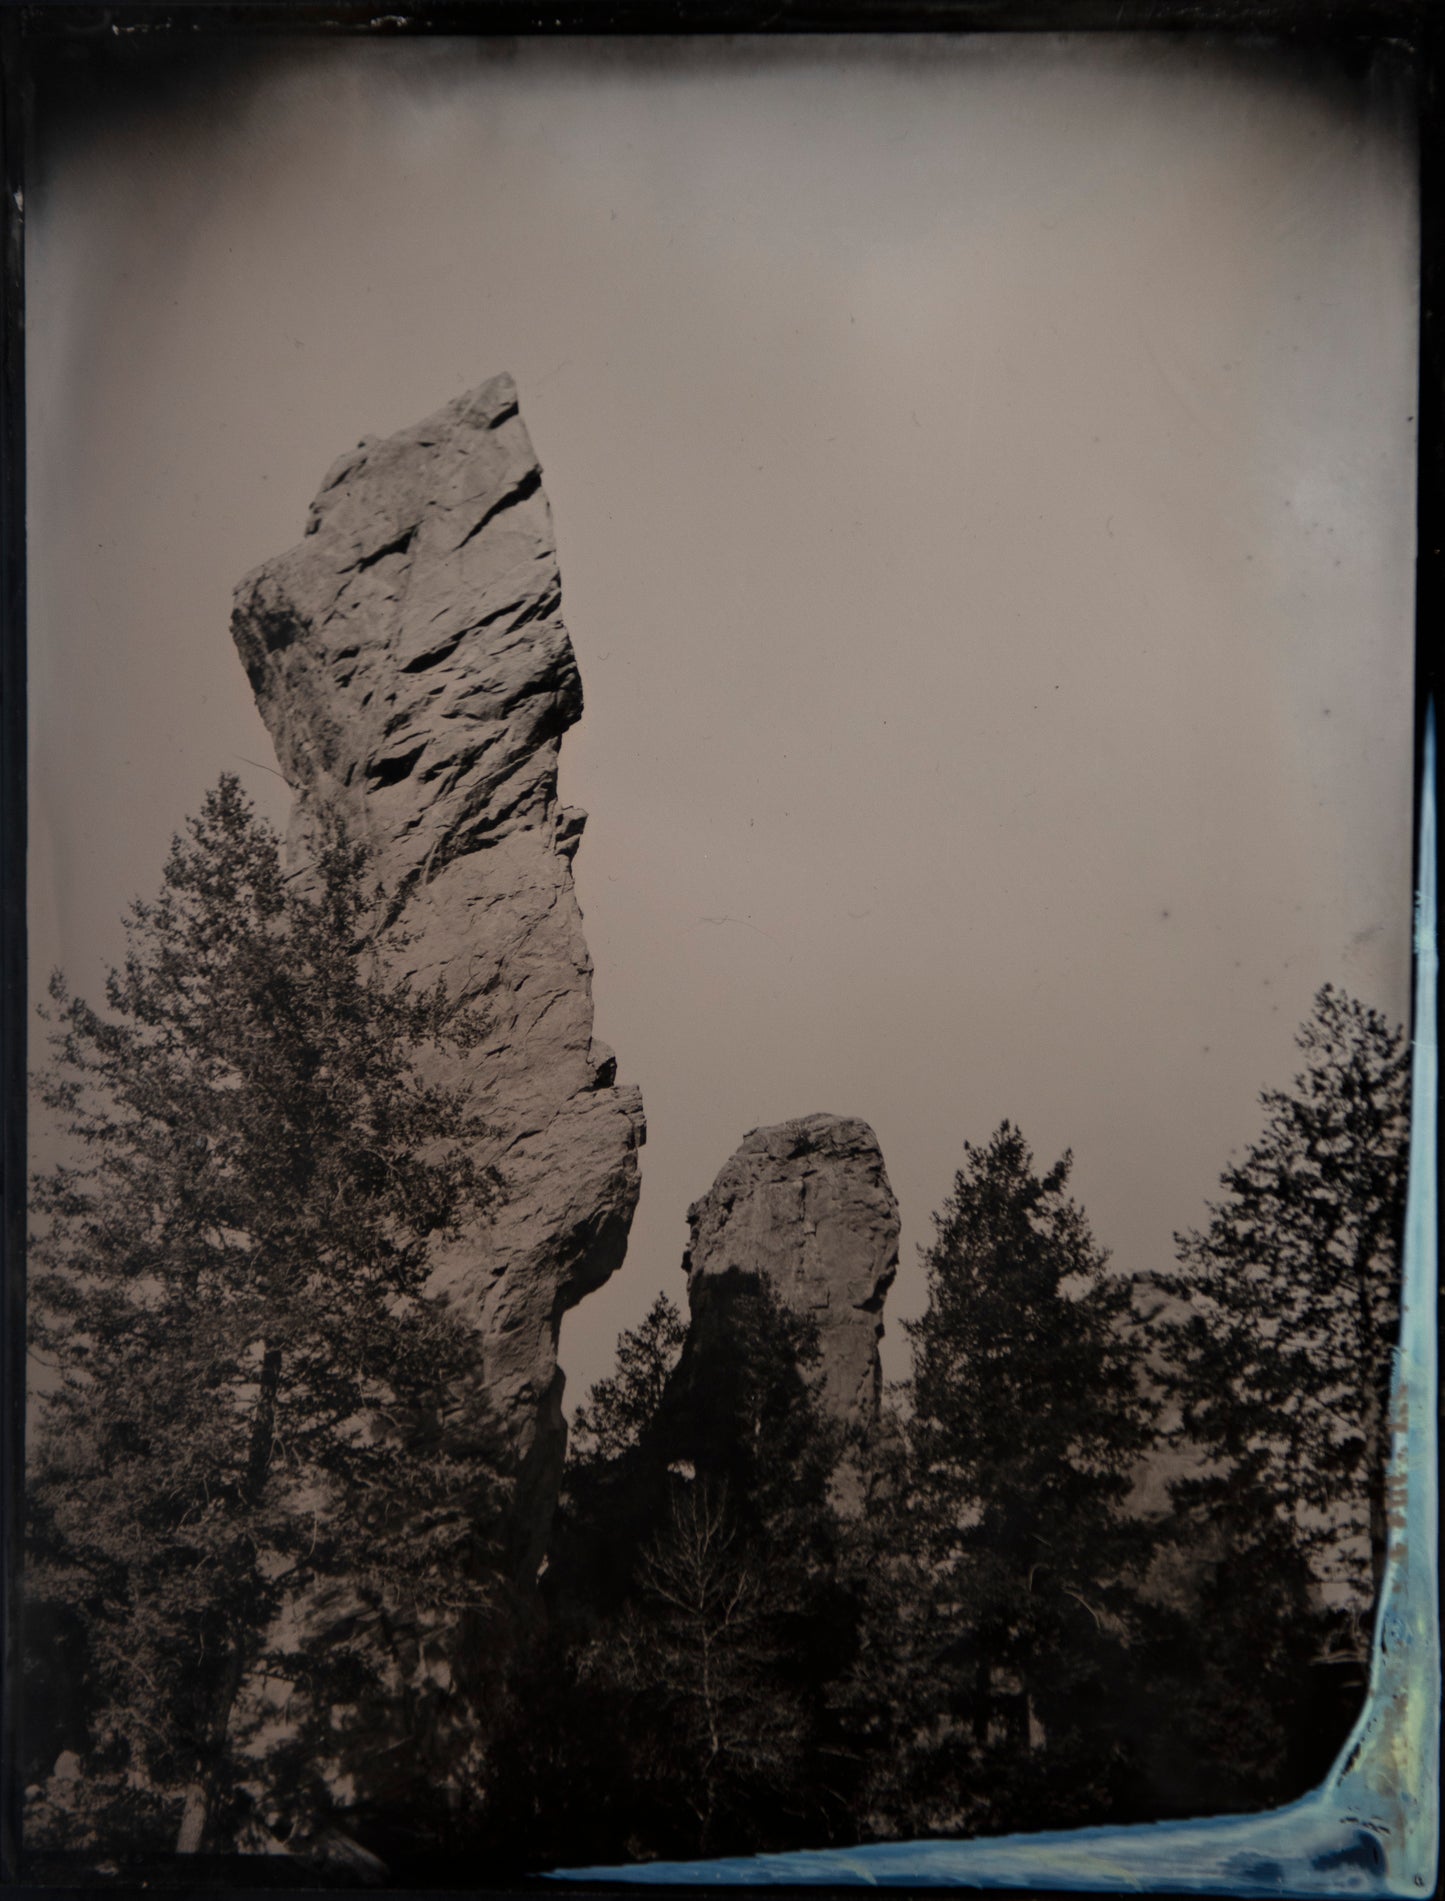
[232,375,644,1571]
[680,1113,900,1428]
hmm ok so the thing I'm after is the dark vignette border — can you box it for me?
[0,5,1437,1900]
[2,5,27,1893]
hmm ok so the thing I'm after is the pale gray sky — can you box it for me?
[27,34,1419,1403]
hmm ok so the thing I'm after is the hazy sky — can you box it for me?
[27,34,1419,1403]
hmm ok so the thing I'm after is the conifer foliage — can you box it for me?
[27,778,503,1857]
[1155,984,1409,1620]
[529,1282,855,1864]
[903,1122,1156,1820]
[569,1292,687,1468]
[26,784,1410,1882]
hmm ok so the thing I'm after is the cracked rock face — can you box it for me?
[232,374,645,1575]
[680,1114,900,1429]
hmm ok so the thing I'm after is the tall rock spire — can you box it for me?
[232,374,645,1574]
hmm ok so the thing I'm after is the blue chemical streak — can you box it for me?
[552,707,1439,1898]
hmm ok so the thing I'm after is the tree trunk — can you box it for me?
[175,1630,248,1853]
[245,1343,284,1503]
[175,1781,209,1857]
[972,1655,991,1746]
[175,1342,283,1854]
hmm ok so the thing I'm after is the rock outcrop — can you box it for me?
[232,374,644,1574]
[677,1114,900,1430]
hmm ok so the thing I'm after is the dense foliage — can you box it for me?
[515,1038,1408,1863]
[506,1280,860,1865]
[569,1291,688,1468]
[1154,985,1409,1622]
[25,783,1409,1883]
[896,1124,1159,1829]
[27,780,504,1859]
[1134,985,1411,1807]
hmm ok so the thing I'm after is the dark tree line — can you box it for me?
[486,1280,858,1870]
[497,988,1408,1865]
[25,782,509,1869]
[23,779,1411,1878]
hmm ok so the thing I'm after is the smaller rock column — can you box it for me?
[679,1113,900,1430]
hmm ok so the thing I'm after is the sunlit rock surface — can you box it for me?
[233,374,645,1575]
[675,1114,900,1432]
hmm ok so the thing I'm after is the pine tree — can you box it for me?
[523,1280,855,1865]
[569,1293,687,1467]
[27,778,504,1860]
[902,1122,1157,1827]
[825,1400,947,1842]
[605,1281,856,1857]
[486,1298,692,1872]
[1154,984,1409,1630]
